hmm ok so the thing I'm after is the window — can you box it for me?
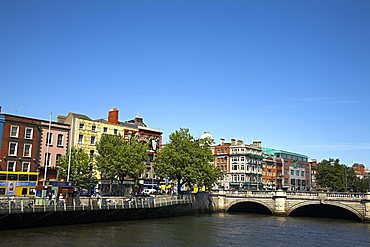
[103,127,108,133]
[57,134,64,147]
[241,165,245,170]
[79,123,85,129]
[25,128,33,139]
[44,153,51,167]
[296,170,299,176]
[56,154,62,163]
[7,161,16,171]
[291,170,294,176]
[0,188,5,195]
[23,144,32,157]
[241,157,245,162]
[91,125,96,131]
[301,171,305,177]
[114,129,118,135]
[22,188,28,195]
[90,136,96,145]
[22,162,30,172]
[232,164,238,170]
[8,142,18,156]
[46,133,53,145]
[284,170,288,175]
[78,134,84,144]
[10,125,19,138]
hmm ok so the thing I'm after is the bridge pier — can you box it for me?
[273,190,287,216]
[362,193,370,223]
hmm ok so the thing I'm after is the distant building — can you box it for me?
[57,108,162,195]
[0,113,69,196]
[263,148,310,191]
[262,154,277,189]
[212,139,264,190]
[352,163,366,179]
[309,159,318,190]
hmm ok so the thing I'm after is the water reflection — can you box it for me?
[3,214,370,247]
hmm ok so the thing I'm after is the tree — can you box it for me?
[317,159,346,192]
[317,158,369,192]
[57,148,97,192]
[155,128,221,194]
[96,134,148,195]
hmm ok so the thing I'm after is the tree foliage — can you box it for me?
[317,158,369,192]
[57,148,97,190]
[155,128,221,193]
[96,134,148,194]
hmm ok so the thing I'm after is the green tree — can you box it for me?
[317,158,369,193]
[96,134,148,195]
[155,128,221,194]
[57,148,97,191]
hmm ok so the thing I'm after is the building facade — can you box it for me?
[57,108,162,195]
[39,120,70,182]
[262,154,277,189]
[213,139,264,190]
[263,148,310,191]
[0,114,40,196]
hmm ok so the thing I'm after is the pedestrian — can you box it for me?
[59,193,64,207]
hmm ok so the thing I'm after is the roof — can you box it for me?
[68,112,92,121]
[262,147,308,159]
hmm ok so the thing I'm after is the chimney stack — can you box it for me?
[220,138,225,145]
[252,141,262,149]
[237,139,244,145]
[231,138,236,145]
[108,108,119,125]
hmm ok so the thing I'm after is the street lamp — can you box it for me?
[277,173,283,190]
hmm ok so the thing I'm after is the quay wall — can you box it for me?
[0,193,213,230]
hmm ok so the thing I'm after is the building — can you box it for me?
[352,163,366,179]
[213,139,264,190]
[262,154,277,189]
[263,148,310,191]
[0,113,70,197]
[309,159,318,190]
[39,119,70,183]
[57,108,162,195]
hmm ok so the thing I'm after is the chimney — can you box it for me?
[237,139,244,145]
[135,115,144,126]
[220,138,225,145]
[252,141,262,149]
[108,108,119,125]
[231,138,236,145]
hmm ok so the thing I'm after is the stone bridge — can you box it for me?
[211,190,370,222]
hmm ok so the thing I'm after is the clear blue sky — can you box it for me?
[1,0,369,166]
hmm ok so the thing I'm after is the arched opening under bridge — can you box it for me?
[227,201,273,215]
[289,204,362,222]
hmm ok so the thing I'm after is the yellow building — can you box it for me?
[57,108,162,195]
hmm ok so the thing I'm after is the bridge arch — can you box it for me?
[226,199,274,214]
[287,201,363,221]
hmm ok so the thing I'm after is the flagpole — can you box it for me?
[43,112,52,186]
[67,117,74,182]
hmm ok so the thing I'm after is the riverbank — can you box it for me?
[0,193,213,230]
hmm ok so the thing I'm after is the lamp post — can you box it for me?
[277,173,283,191]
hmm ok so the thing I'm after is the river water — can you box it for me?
[2,213,370,247]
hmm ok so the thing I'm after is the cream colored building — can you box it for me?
[57,108,162,195]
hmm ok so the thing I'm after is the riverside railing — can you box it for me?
[212,189,367,201]
[0,195,193,214]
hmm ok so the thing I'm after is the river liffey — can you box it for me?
[3,213,370,247]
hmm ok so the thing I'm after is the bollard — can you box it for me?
[21,200,24,213]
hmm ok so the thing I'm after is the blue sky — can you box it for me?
[1,0,369,166]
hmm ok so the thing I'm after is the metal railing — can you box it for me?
[0,195,193,215]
